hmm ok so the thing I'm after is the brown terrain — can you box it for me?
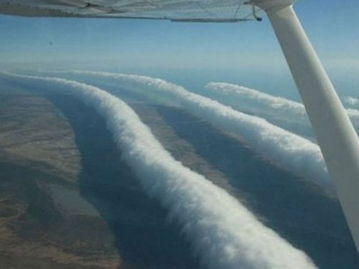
[0,78,202,269]
[0,79,122,268]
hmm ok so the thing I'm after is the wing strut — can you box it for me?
[252,0,359,252]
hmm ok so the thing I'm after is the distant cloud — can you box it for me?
[344,96,359,106]
[204,82,359,137]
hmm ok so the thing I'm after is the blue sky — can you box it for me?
[0,0,358,96]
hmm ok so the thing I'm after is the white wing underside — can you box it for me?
[0,0,262,22]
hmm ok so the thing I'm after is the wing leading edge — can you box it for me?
[0,0,262,22]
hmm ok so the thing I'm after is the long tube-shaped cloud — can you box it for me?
[1,72,316,269]
[57,71,331,190]
[206,82,306,116]
[204,82,359,136]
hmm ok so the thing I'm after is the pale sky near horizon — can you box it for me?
[0,0,358,96]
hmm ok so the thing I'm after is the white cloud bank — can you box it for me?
[344,96,359,107]
[204,82,359,136]
[1,72,316,269]
[58,71,331,190]
[205,82,307,118]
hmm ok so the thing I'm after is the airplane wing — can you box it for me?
[0,0,262,22]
